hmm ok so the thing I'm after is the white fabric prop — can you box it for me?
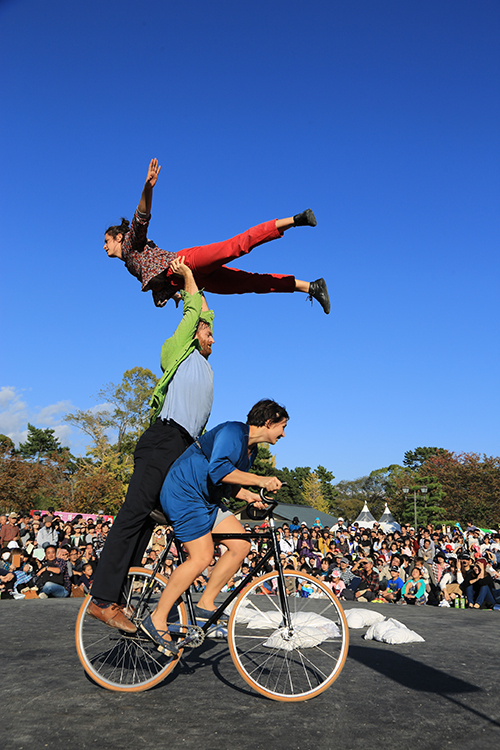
[364,617,425,644]
[235,606,341,650]
[344,608,386,629]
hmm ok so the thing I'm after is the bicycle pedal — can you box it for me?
[206,625,227,639]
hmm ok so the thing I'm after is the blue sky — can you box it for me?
[1,0,499,482]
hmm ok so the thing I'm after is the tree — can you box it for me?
[17,423,66,462]
[97,367,158,452]
[0,448,74,515]
[333,468,393,522]
[274,466,312,506]
[422,452,500,527]
[64,367,158,459]
[0,434,14,453]
[316,465,337,511]
[403,447,447,470]
[302,472,330,513]
[249,444,276,478]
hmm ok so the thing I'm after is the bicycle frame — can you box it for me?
[132,507,294,643]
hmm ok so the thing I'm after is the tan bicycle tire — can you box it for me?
[75,567,187,692]
[227,570,349,702]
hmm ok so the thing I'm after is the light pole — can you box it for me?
[402,485,427,529]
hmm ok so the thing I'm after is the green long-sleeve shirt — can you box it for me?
[149,290,214,422]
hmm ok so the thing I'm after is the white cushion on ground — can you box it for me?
[364,617,425,644]
[235,606,340,649]
[344,608,386,629]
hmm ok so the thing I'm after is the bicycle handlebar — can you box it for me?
[245,483,288,521]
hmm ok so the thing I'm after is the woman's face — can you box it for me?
[104,233,123,258]
[264,418,287,445]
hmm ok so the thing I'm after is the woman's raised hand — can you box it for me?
[145,158,161,188]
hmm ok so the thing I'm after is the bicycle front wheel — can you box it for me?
[228,571,348,701]
[75,567,187,692]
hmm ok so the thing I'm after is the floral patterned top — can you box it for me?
[121,210,177,307]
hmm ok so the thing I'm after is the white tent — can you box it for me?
[354,502,377,529]
[378,503,401,533]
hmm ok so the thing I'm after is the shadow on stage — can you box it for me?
[348,644,500,729]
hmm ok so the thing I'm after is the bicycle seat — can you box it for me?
[149,508,171,526]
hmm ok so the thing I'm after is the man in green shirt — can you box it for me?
[89,259,215,632]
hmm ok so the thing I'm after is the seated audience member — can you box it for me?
[401,567,427,605]
[328,568,346,598]
[279,527,296,556]
[457,555,475,605]
[439,556,461,605]
[418,538,434,565]
[428,550,449,605]
[13,549,36,593]
[70,525,86,548]
[379,565,404,603]
[353,558,380,602]
[338,557,360,601]
[468,560,499,609]
[0,548,16,597]
[34,545,71,598]
[0,513,21,547]
[37,516,59,549]
[77,562,95,594]
[82,543,98,569]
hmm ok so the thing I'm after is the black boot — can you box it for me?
[308,278,330,314]
[293,209,317,227]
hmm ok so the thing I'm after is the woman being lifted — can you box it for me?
[104,159,330,313]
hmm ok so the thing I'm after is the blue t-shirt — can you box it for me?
[387,577,404,593]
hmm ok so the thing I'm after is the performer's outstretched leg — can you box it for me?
[197,266,330,314]
[179,210,317,277]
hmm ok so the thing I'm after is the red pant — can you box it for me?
[170,221,296,294]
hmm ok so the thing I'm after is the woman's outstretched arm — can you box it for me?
[137,158,161,216]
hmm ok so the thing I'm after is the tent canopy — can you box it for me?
[354,502,377,529]
[378,502,401,532]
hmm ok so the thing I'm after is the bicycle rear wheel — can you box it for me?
[75,567,187,692]
[228,571,348,701]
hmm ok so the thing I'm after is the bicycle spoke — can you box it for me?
[228,571,348,701]
[76,568,186,691]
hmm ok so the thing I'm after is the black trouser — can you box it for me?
[91,419,192,604]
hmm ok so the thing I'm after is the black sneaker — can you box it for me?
[308,278,330,314]
[293,209,317,227]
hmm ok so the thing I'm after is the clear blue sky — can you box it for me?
[1,0,499,482]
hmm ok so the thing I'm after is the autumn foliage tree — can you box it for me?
[421,451,500,527]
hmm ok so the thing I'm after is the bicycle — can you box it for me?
[75,491,349,701]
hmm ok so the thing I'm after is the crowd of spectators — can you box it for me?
[1,509,500,610]
[0,510,110,599]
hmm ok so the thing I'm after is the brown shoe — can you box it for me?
[87,601,137,633]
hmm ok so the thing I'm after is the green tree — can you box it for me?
[65,367,158,458]
[17,423,66,462]
[249,444,276,478]
[98,367,158,452]
[316,465,337,511]
[333,468,393,522]
[274,466,312,505]
[403,447,446,470]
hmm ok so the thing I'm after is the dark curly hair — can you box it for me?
[246,399,289,427]
[105,218,130,239]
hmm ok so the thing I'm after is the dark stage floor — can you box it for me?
[1,598,499,750]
